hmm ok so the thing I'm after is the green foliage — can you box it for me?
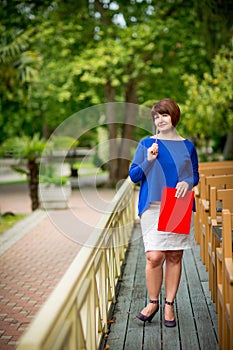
[11,166,28,176]
[0,0,232,163]
[77,128,98,148]
[49,136,78,151]
[0,21,43,142]
[193,0,233,61]
[1,133,46,160]
[0,0,211,143]
[39,135,79,185]
[1,133,76,184]
[0,213,27,235]
[181,47,233,145]
[39,174,68,186]
[39,162,68,185]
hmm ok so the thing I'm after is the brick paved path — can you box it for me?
[0,183,115,350]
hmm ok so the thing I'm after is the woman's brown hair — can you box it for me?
[151,98,180,127]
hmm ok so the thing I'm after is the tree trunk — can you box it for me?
[28,158,39,211]
[117,80,138,181]
[105,82,119,185]
[42,122,50,139]
[105,80,138,185]
[223,132,233,160]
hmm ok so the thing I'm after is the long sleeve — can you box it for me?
[128,137,199,216]
[191,145,199,187]
[129,141,154,183]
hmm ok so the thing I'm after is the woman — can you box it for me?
[129,98,199,327]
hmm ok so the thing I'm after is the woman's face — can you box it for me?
[153,113,173,132]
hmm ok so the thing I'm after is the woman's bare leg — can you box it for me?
[164,250,183,320]
[140,250,165,316]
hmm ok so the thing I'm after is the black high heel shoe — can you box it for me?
[136,299,159,323]
[164,299,176,327]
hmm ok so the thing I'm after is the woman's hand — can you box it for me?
[147,143,158,162]
[175,181,189,198]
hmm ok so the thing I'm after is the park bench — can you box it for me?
[216,209,233,350]
[208,188,233,304]
[193,161,233,244]
[198,160,233,173]
[197,174,233,269]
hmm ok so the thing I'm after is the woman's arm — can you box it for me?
[191,145,199,187]
[128,141,154,183]
[176,143,199,197]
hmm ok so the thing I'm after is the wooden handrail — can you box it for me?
[199,160,233,167]
[17,178,135,350]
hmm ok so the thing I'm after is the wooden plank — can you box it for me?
[176,260,200,349]
[192,243,209,282]
[184,249,218,349]
[104,224,144,349]
[123,230,146,349]
[143,314,162,350]
[202,281,218,337]
[101,223,219,349]
[142,289,162,349]
[160,285,180,350]
[193,243,218,331]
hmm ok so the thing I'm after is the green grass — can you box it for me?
[0,179,27,186]
[72,161,97,170]
[78,170,107,177]
[0,213,27,235]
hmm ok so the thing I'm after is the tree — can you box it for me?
[181,47,233,159]
[1,0,230,183]
[0,0,210,143]
[0,0,53,142]
[1,134,78,211]
[1,134,46,210]
[194,0,233,62]
[69,0,208,184]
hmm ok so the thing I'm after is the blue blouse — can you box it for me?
[128,137,199,216]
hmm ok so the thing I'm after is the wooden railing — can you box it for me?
[17,178,135,350]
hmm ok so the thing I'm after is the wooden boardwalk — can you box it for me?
[100,223,219,350]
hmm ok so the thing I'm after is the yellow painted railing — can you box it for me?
[17,178,135,350]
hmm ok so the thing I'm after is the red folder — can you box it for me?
[157,187,194,234]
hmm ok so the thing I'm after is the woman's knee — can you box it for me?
[146,251,165,268]
[165,250,183,264]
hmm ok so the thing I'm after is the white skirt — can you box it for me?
[140,203,195,252]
